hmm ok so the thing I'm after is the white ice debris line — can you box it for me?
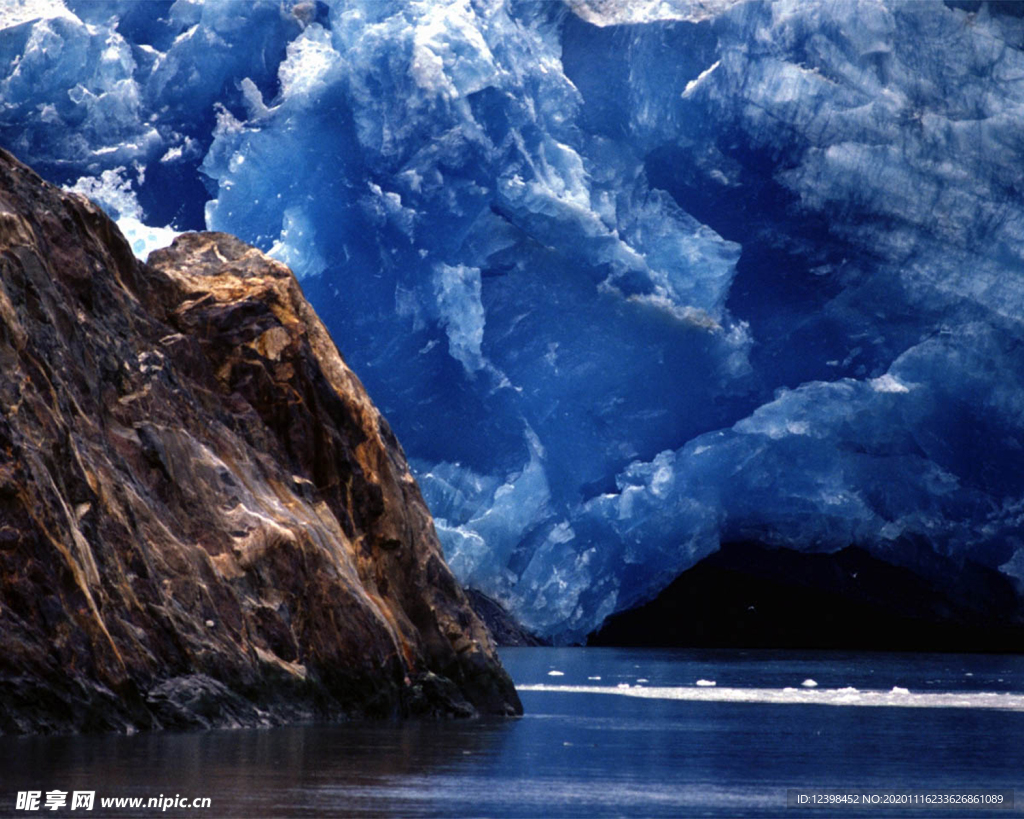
[515,685,1024,711]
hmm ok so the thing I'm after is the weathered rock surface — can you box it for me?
[464,589,548,648]
[0,147,521,734]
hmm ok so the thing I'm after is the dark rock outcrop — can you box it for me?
[464,589,548,647]
[588,541,1024,652]
[0,147,521,734]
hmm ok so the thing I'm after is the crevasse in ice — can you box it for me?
[3,0,1023,641]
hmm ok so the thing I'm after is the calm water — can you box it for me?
[2,648,1022,818]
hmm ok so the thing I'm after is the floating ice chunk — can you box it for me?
[801,679,818,688]
[587,676,601,681]
[547,670,564,677]
[636,678,649,683]
[517,684,1024,711]
[695,679,716,687]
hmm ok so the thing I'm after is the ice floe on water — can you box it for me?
[516,685,1024,712]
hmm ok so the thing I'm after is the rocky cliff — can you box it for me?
[0,147,521,733]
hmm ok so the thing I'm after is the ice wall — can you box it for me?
[3,0,1023,641]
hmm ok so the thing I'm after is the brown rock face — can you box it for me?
[0,147,521,734]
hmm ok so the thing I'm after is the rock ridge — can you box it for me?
[0,147,521,733]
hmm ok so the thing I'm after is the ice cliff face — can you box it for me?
[3,0,1023,642]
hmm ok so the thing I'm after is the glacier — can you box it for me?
[3,0,1024,641]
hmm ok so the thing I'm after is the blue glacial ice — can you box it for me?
[3,0,1024,641]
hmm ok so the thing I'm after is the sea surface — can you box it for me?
[2,648,1022,818]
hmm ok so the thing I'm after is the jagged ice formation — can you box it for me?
[3,0,1023,642]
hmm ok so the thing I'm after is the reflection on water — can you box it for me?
[1,720,515,818]
[1,648,1023,818]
